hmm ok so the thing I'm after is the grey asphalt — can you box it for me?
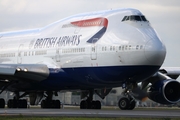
[0,108,180,118]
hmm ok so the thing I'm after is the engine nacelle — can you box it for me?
[148,79,180,104]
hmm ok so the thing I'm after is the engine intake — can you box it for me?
[148,79,180,104]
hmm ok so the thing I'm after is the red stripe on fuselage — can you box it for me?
[71,17,108,28]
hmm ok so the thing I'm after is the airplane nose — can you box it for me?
[144,39,166,66]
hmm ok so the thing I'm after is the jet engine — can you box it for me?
[148,79,180,104]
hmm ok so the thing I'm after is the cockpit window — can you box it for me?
[122,16,127,21]
[122,15,148,22]
[141,16,147,21]
[126,16,129,21]
[130,16,141,21]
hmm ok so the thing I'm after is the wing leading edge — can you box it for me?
[0,64,49,82]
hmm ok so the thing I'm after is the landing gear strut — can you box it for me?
[80,90,101,109]
[40,91,61,109]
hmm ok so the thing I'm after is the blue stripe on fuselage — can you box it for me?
[40,65,160,90]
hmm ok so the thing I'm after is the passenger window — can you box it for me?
[110,46,112,51]
[122,46,124,50]
[125,45,128,50]
[136,45,139,50]
[113,46,115,51]
[92,47,95,52]
[140,45,143,49]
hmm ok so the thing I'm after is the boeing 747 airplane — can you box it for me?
[0,8,180,110]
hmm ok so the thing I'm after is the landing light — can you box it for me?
[16,68,21,71]
[5,79,9,82]
[24,68,28,72]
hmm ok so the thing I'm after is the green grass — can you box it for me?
[0,116,179,120]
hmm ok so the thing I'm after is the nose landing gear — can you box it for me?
[118,97,136,110]
[118,84,137,110]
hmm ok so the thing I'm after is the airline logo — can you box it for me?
[70,17,108,28]
[71,17,108,44]
[33,18,108,49]
[63,17,108,43]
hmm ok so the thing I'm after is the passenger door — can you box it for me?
[91,38,98,60]
[55,48,61,62]
[17,44,24,64]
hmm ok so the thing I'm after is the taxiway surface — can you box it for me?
[0,108,180,118]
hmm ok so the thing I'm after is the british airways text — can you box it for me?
[34,35,82,49]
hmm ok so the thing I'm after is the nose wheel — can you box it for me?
[118,97,136,110]
[118,97,129,110]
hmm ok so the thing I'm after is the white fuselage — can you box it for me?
[0,8,166,90]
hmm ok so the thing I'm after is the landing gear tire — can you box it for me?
[80,100,87,109]
[41,100,46,108]
[80,100,101,109]
[118,97,130,110]
[0,98,5,108]
[95,100,101,109]
[80,90,101,109]
[41,100,61,109]
[54,100,61,109]
[7,99,13,108]
[7,99,27,108]
[18,99,27,108]
[128,100,136,110]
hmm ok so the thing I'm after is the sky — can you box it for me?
[0,0,180,68]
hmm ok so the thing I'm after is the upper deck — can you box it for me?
[0,8,143,38]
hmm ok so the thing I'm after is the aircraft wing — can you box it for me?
[159,67,180,79]
[0,64,49,82]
